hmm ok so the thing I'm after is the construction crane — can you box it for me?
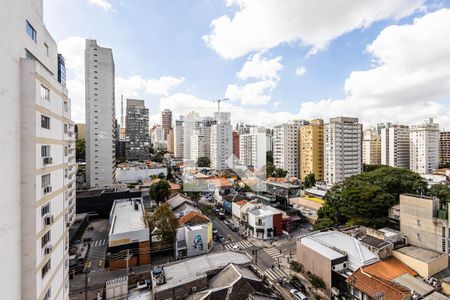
[212,98,229,118]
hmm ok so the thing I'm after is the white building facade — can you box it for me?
[324,117,362,185]
[85,39,116,188]
[362,128,381,165]
[0,0,75,298]
[239,127,267,170]
[410,118,440,174]
[273,120,305,177]
[210,113,233,170]
[381,124,410,168]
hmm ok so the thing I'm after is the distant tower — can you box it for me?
[120,94,124,127]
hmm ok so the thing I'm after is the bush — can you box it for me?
[290,260,304,273]
[309,274,326,289]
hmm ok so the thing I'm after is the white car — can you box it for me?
[289,289,308,300]
[232,244,241,250]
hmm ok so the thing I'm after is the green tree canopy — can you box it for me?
[266,150,273,164]
[266,162,288,178]
[316,166,427,229]
[76,139,85,161]
[304,173,316,188]
[150,180,171,204]
[429,184,450,208]
[147,203,178,245]
[197,156,211,168]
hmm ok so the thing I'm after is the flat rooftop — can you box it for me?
[265,181,300,189]
[154,251,252,293]
[395,245,444,263]
[110,199,146,235]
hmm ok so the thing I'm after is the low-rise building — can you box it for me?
[175,211,212,259]
[247,205,283,239]
[393,245,448,278]
[108,199,150,269]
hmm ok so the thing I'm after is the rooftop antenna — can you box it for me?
[212,98,229,123]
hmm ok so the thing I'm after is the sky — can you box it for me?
[43,0,450,129]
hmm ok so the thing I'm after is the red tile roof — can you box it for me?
[362,257,417,281]
[178,211,210,225]
[234,200,248,207]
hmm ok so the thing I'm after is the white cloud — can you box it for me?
[297,8,450,128]
[295,66,306,76]
[117,75,184,97]
[225,79,278,105]
[237,53,282,80]
[88,0,114,12]
[203,0,425,59]
[273,101,281,108]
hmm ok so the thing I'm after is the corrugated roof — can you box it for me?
[393,273,435,296]
[178,211,210,225]
[362,257,417,281]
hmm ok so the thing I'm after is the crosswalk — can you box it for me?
[263,247,283,259]
[224,240,253,250]
[252,264,287,282]
[90,239,107,247]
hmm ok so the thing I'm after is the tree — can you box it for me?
[304,173,316,188]
[309,274,326,289]
[266,162,288,178]
[266,150,273,164]
[197,156,211,168]
[76,139,85,161]
[429,184,450,208]
[149,180,171,204]
[316,166,427,229]
[186,191,201,203]
[147,203,178,245]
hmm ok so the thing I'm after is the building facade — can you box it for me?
[210,112,233,170]
[125,99,150,161]
[362,128,381,165]
[239,128,267,170]
[174,119,184,158]
[410,118,440,174]
[381,124,410,168]
[0,0,75,298]
[324,117,362,185]
[161,108,172,141]
[440,131,450,166]
[191,121,212,164]
[232,131,240,159]
[299,119,324,181]
[85,39,116,187]
[273,120,305,177]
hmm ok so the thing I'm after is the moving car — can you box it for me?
[218,213,226,220]
[217,234,225,243]
[223,219,231,226]
[290,277,307,293]
[290,289,308,300]
[232,244,241,250]
[212,228,218,235]
[228,223,238,232]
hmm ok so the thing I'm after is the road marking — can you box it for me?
[264,247,283,259]
[224,240,253,250]
[264,267,287,281]
[91,239,107,247]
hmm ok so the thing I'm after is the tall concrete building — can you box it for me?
[125,99,150,161]
[273,120,305,177]
[239,127,267,170]
[85,39,116,187]
[410,118,439,174]
[232,131,240,159]
[0,0,75,298]
[161,108,172,141]
[174,119,184,158]
[210,112,233,170]
[182,111,200,160]
[400,194,449,254]
[380,124,410,168]
[440,131,450,166]
[75,123,86,140]
[299,119,324,181]
[324,117,362,185]
[362,128,381,165]
[191,121,212,164]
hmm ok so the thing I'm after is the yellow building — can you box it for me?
[300,119,324,181]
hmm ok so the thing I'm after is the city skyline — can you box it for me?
[45,0,450,128]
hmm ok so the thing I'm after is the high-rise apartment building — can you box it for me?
[150,125,165,151]
[182,111,200,160]
[440,131,450,166]
[210,112,233,170]
[0,0,75,298]
[125,99,149,161]
[410,118,439,174]
[362,128,381,165]
[273,120,305,177]
[239,127,267,170]
[85,39,116,188]
[191,121,213,163]
[233,131,240,159]
[161,108,172,141]
[380,124,410,168]
[299,119,324,181]
[167,128,175,154]
[324,117,362,185]
[174,119,184,158]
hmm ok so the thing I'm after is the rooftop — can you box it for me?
[423,292,449,300]
[362,257,417,281]
[265,181,300,189]
[248,205,282,217]
[359,235,391,249]
[393,273,434,296]
[167,193,194,210]
[178,211,210,225]
[395,245,444,263]
[300,231,379,270]
[109,199,146,235]
[154,251,252,293]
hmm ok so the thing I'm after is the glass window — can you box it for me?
[41,231,51,248]
[41,203,50,217]
[41,145,50,157]
[41,174,50,188]
[40,85,50,101]
[41,115,50,129]
[44,43,49,56]
[43,289,51,300]
[41,259,51,278]
[26,20,37,42]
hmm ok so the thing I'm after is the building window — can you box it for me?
[41,174,51,188]
[64,124,68,133]
[40,85,50,101]
[41,231,51,248]
[64,101,68,112]
[41,259,51,278]
[41,145,50,157]
[41,115,50,129]
[64,146,68,156]
[41,203,50,217]
[26,20,37,42]
[43,289,51,300]
[44,43,49,56]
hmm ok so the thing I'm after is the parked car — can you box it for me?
[290,289,307,300]
[228,223,238,232]
[216,234,225,243]
[290,277,307,293]
[218,213,226,220]
[223,219,231,226]
[212,228,218,235]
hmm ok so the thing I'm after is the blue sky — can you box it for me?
[44,0,450,128]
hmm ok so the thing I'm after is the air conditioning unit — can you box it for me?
[44,214,54,225]
[43,185,52,194]
[44,244,53,255]
[43,157,53,165]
